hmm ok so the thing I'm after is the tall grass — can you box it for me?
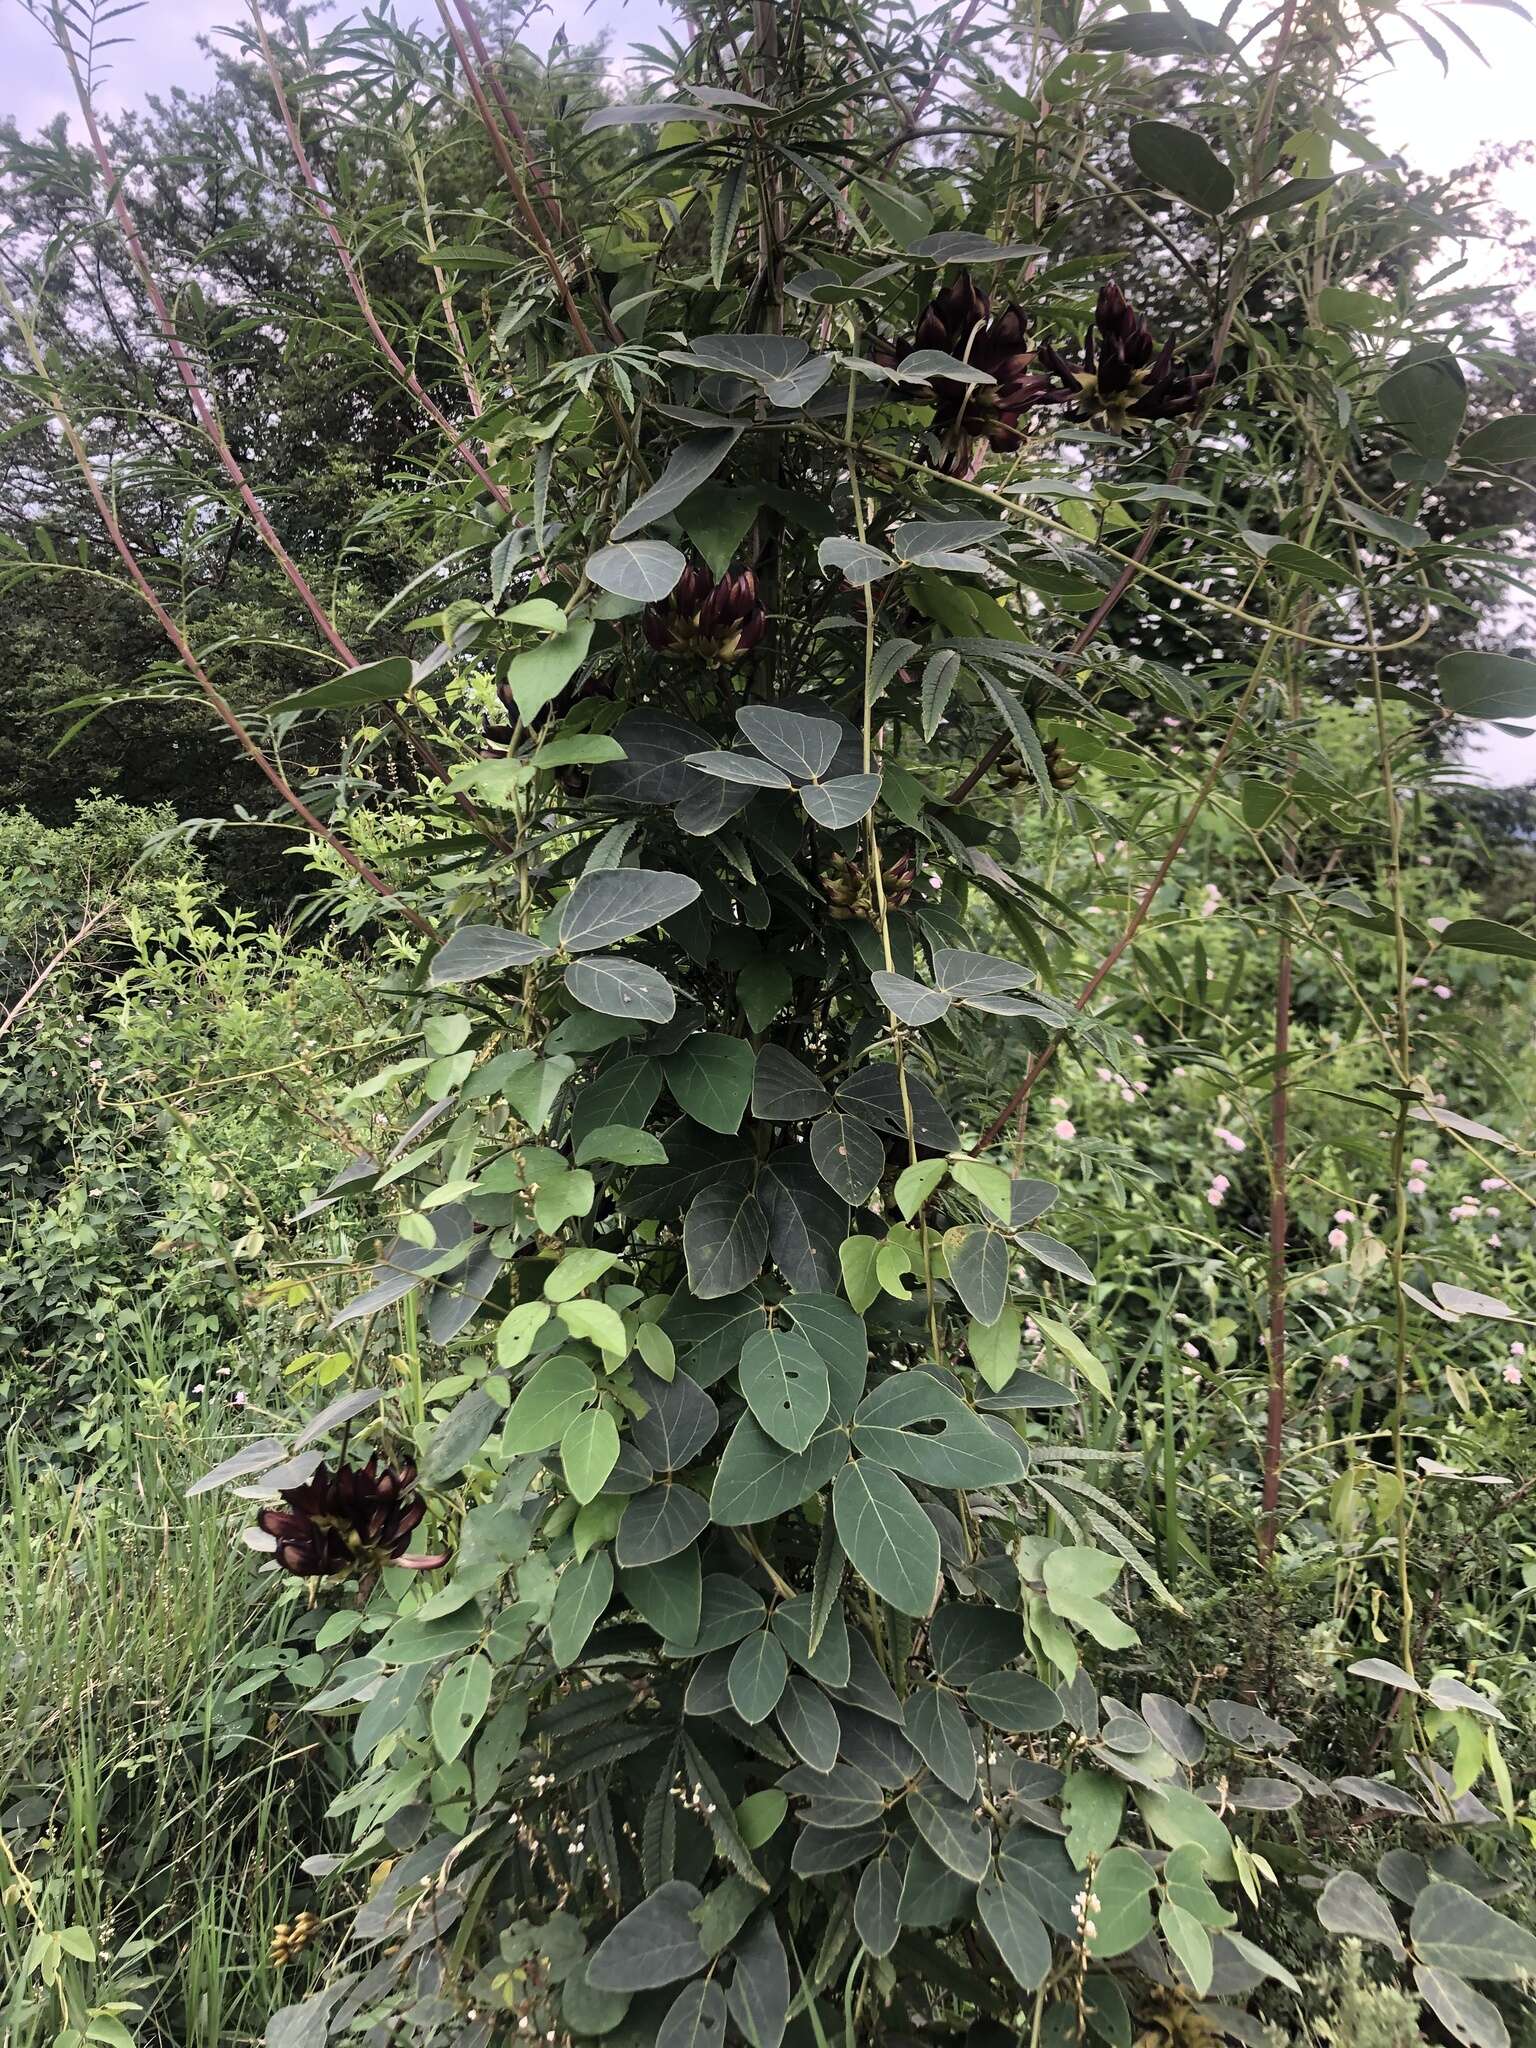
[0,1337,342,2046]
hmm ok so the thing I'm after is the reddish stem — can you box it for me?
[249,3,512,514]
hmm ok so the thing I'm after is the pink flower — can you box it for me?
[1433,984,1452,1000]
[1407,1177,1427,1195]
[1510,1342,1525,1358]
[1181,1342,1199,1358]
[1334,1209,1355,1225]
[1132,1034,1146,1047]
[1053,1119,1076,1141]
[1212,1175,1230,1193]
[1411,1159,1428,1173]
[1327,1228,1348,1250]
[1206,1187,1224,1206]
[1481,1177,1509,1192]
[1330,1354,1350,1368]
[1121,1087,1136,1103]
[1411,976,1429,990]
[1504,1364,1524,1386]
[233,1390,247,1408]
[1488,1233,1503,1247]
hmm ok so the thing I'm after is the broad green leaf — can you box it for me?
[943,1225,1008,1325]
[966,1670,1062,1733]
[1033,1315,1112,1397]
[1062,1769,1124,1867]
[1438,652,1536,722]
[872,969,951,1027]
[777,1676,841,1772]
[587,540,687,601]
[504,620,596,722]
[1318,285,1393,329]
[1129,120,1234,214]
[1461,415,1536,466]
[504,1356,595,1453]
[664,1033,756,1134]
[752,1043,831,1121]
[851,1373,1025,1487]
[546,1248,622,1301]
[800,774,881,829]
[626,1548,702,1644]
[1411,1883,1536,1982]
[1135,1784,1236,1881]
[557,1298,628,1357]
[772,1589,851,1687]
[1438,918,1536,964]
[577,1122,667,1171]
[735,1790,787,1849]
[1380,353,1465,459]
[833,1460,940,1617]
[728,1629,789,1723]
[978,1869,1052,1989]
[725,1912,789,2048]
[561,1407,621,1503]
[710,1415,847,1525]
[565,957,677,1023]
[556,869,702,953]
[908,1779,991,1881]
[1414,1966,1510,2048]
[1159,1899,1213,1996]
[616,1483,710,1567]
[809,1113,885,1204]
[684,1184,769,1298]
[656,1981,727,2048]
[272,653,414,714]
[739,1327,831,1452]
[736,705,840,780]
[1085,1847,1156,1958]
[1317,1872,1406,1957]
[969,1306,1021,1391]
[550,1549,614,1667]
[854,1852,903,1958]
[430,1652,493,1763]
[904,1685,977,1800]
[894,1158,949,1218]
[951,1158,1013,1225]
[612,431,741,541]
[429,924,552,986]
[588,1882,708,1990]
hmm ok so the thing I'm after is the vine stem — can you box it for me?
[846,356,943,1367]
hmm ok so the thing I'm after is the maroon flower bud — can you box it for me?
[256,1457,447,1579]
[643,563,766,662]
[877,281,1054,461]
[1035,280,1214,429]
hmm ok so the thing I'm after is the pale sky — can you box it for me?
[8,0,1534,783]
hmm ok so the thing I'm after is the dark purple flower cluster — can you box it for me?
[879,272,1053,453]
[642,565,765,662]
[1036,280,1214,426]
[257,1456,446,1579]
[878,274,1213,452]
